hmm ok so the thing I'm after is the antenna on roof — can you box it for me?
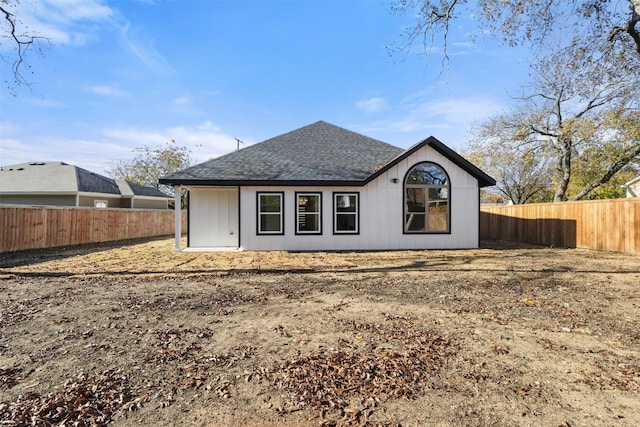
[235,138,245,152]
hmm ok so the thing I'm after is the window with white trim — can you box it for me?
[296,192,321,234]
[404,162,450,233]
[333,192,358,234]
[257,192,284,235]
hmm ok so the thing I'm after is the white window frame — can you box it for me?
[257,192,284,235]
[295,192,322,235]
[333,192,359,234]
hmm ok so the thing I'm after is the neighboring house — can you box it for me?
[622,176,640,198]
[0,161,171,209]
[160,121,496,251]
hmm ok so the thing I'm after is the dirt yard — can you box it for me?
[1,238,639,426]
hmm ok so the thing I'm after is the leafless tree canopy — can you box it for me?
[394,0,640,62]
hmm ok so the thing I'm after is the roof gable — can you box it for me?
[367,136,496,188]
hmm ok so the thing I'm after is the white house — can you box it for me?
[159,121,495,251]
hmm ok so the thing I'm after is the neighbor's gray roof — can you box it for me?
[0,161,170,198]
[160,121,496,187]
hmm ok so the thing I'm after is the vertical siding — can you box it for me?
[234,145,482,251]
[188,188,239,248]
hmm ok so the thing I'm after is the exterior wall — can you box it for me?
[188,187,239,248]
[132,197,168,209]
[0,194,77,206]
[182,147,480,251]
[1,193,168,209]
[78,194,123,208]
[185,145,480,251]
[239,145,479,251]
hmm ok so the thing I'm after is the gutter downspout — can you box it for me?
[174,185,182,252]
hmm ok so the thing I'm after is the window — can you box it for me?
[404,162,450,233]
[94,200,108,208]
[333,192,359,234]
[257,192,284,235]
[296,192,321,234]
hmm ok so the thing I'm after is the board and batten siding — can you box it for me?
[188,187,239,248]
[236,145,480,251]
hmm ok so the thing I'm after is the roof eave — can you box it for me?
[159,178,366,187]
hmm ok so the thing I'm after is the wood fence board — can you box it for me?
[481,198,639,254]
[0,207,187,253]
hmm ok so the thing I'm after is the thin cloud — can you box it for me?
[0,121,238,175]
[356,97,389,113]
[9,0,114,46]
[361,95,504,147]
[86,84,128,97]
[118,22,174,76]
[102,122,238,165]
[173,96,192,106]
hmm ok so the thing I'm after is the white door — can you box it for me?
[190,188,239,248]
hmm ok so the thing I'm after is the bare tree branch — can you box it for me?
[1,1,50,91]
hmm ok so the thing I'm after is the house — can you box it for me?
[0,161,171,209]
[622,176,640,198]
[159,121,496,251]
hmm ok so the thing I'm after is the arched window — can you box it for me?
[404,162,450,233]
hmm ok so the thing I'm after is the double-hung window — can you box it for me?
[257,192,284,235]
[296,192,321,234]
[333,192,359,234]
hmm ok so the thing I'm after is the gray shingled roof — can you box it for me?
[126,181,170,197]
[76,167,121,194]
[0,161,170,198]
[161,121,404,185]
[159,121,496,187]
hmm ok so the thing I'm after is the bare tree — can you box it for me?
[464,141,554,204]
[394,0,640,62]
[1,0,50,92]
[469,44,640,202]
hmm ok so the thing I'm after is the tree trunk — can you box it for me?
[553,142,572,202]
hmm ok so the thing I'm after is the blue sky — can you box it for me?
[1,0,528,176]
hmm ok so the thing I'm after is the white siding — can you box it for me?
[236,145,480,251]
[188,187,239,248]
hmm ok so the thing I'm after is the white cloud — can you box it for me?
[361,95,504,148]
[43,0,113,23]
[356,97,388,113]
[85,84,128,97]
[118,22,174,76]
[7,0,114,46]
[173,96,192,106]
[102,122,238,166]
[0,121,238,176]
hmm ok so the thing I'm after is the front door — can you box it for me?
[189,187,239,248]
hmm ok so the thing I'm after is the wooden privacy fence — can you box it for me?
[0,206,187,253]
[480,198,640,253]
